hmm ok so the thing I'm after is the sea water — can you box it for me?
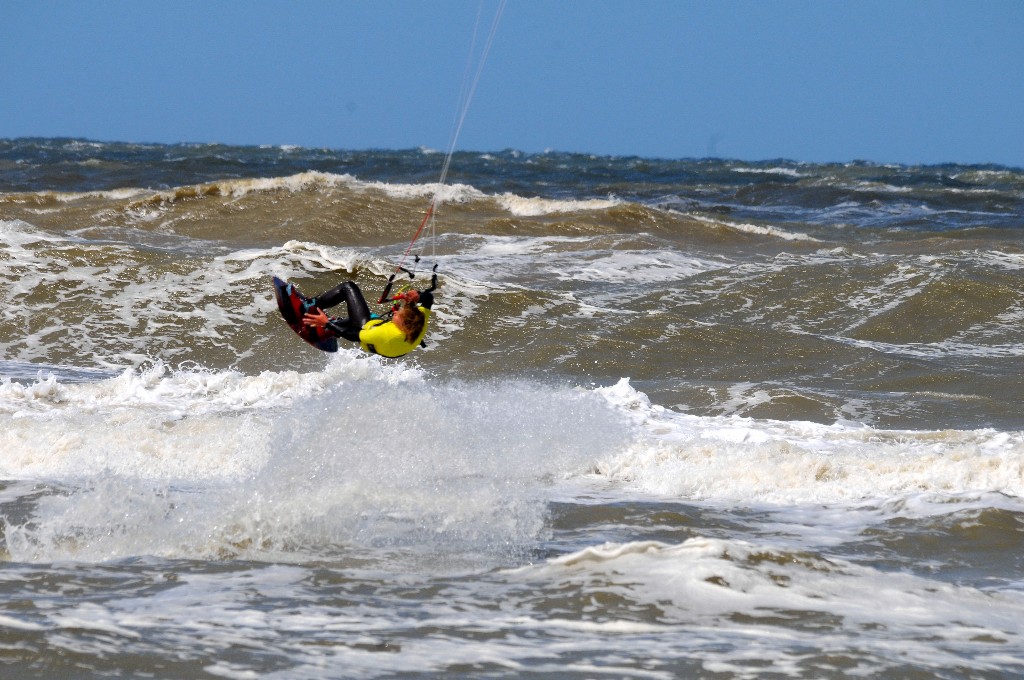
[0,138,1022,678]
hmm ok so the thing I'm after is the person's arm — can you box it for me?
[423,270,438,293]
[418,271,439,309]
[303,309,341,336]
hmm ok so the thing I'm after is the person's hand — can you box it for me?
[393,289,419,304]
[303,308,329,329]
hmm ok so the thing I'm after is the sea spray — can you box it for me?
[3,363,634,567]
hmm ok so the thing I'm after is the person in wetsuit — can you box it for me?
[302,274,437,358]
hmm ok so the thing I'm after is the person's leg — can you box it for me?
[338,282,373,328]
[311,281,373,341]
[310,282,351,310]
[331,319,361,343]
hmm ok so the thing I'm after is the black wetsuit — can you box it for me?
[310,277,437,343]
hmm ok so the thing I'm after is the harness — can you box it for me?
[359,307,432,358]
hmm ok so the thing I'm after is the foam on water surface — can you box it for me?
[0,360,633,566]
[594,378,1024,506]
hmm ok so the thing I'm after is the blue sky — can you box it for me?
[3,1,1022,166]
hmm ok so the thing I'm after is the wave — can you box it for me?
[730,165,808,178]
[123,171,359,208]
[593,378,1024,505]
[1,359,1022,568]
[0,361,632,564]
[507,535,1024,675]
[685,212,818,241]
[1,170,641,228]
[0,187,151,206]
[6,365,1022,512]
[497,193,623,216]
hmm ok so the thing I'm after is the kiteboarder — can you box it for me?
[302,273,437,358]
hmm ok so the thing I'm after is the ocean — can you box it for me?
[0,137,1022,678]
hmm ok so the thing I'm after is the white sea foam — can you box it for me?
[593,378,1024,506]
[0,219,66,248]
[686,212,818,242]
[507,537,1024,675]
[830,335,1024,359]
[344,181,621,215]
[443,234,728,291]
[555,249,717,285]
[148,171,359,203]
[985,250,1024,270]
[0,364,631,564]
[11,367,1013,519]
[496,193,621,216]
[0,355,419,481]
[356,178,484,204]
[841,260,932,332]
[3,366,1023,676]
[841,179,915,194]
[953,169,1024,183]
[731,166,807,178]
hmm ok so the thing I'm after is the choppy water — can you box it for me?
[1,138,1022,678]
